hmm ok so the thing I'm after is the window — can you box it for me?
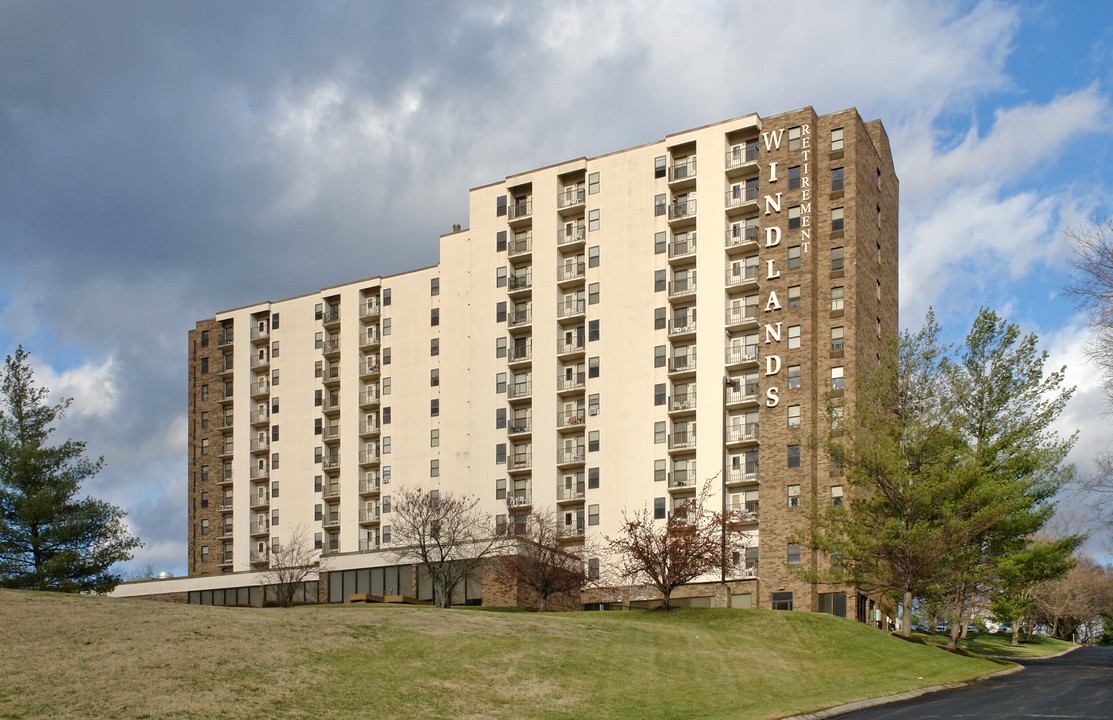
[589,431,600,452]
[654,231,666,254]
[496,408,506,429]
[588,504,599,526]
[200,465,209,482]
[588,467,600,489]
[314,331,323,349]
[588,320,599,341]
[831,327,844,352]
[654,269,666,292]
[654,307,666,330]
[496,443,506,464]
[588,356,599,379]
[831,485,844,507]
[430,308,439,326]
[315,361,323,379]
[496,266,507,287]
[200,438,209,454]
[654,421,666,444]
[496,230,507,252]
[788,126,802,151]
[200,518,209,536]
[588,209,600,231]
[200,384,209,401]
[272,369,279,387]
[831,207,844,232]
[788,485,800,507]
[496,478,506,500]
[431,368,439,387]
[831,166,844,192]
[654,383,666,406]
[589,282,600,305]
[831,247,844,271]
[200,357,208,374]
[496,372,507,393]
[315,303,323,320]
[314,390,322,407]
[654,156,666,179]
[496,337,506,357]
[788,246,801,269]
[430,399,439,417]
[654,459,667,482]
[382,495,391,513]
[430,338,439,356]
[200,411,209,429]
[271,453,279,470]
[788,206,801,229]
[787,405,800,429]
[654,345,666,368]
[382,436,391,454]
[588,245,599,267]
[271,397,279,414]
[787,444,800,468]
[787,543,801,566]
[200,546,209,561]
[788,165,801,189]
[589,393,599,415]
[430,459,439,477]
[382,526,391,543]
[831,286,844,311]
[315,446,323,463]
[382,288,391,306]
[588,172,600,195]
[271,481,279,498]
[830,127,844,152]
[654,497,666,519]
[382,348,391,365]
[788,325,801,349]
[787,285,801,309]
[429,277,440,296]
[496,195,507,216]
[654,193,666,216]
[831,366,844,390]
[382,377,390,395]
[271,425,279,442]
[315,504,323,520]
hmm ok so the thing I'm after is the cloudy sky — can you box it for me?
[2,0,1111,574]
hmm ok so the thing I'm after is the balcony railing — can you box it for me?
[359,450,379,465]
[359,538,380,551]
[557,336,585,355]
[557,410,587,429]
[559,525,586,540]
[669,352,696,373]
[668,235,697,259]
[322,512,342,529]
[359,421,380,436]
[726,268,760,290]
[669,157,696,183]
[726,468,759,485]
[725,225,760,250]
[249,492,270,509]
[359,477,380,495]
[726,346,759,366]
[322,426,341,442]
[359,508,380,524]
[557,262,586,283]
[668,318,697,337]
[322,364,341,384]
[557,447,586,465]
[726,144,759,170]
[509,341,532,363]
[727,424,760,444]
[556,483,586,502]
[250,521,269,535]
[508,417,532,435]
[217,332,234,349]
[250,551,270,566]
[360,359,380,378]
[508,307,533,328]
[360,299,381,321]
[508,453,532,471]
[508,233,533,256]
[322,396,341,413]
[725,185,759,210]
[725,387,759,406]
[557,373,586,392]
[323,458,341,472]
[669,470,698,489]
[507,381,532,400]
[249,354,268,370]
[509,272,533,292]
[322,308,341,326]
[558,224,586,246]
[668,432,697,450]
[668,275,697,299]
[557,187,586,210]
[506,489,533,509]
[322,483,340,500]
[359,389,380,406]
[508,198,533,222]
[249,438,270,453]
[249,466,269,481]
[249,409,269,425]
[360,330,380,348]
[250,380,269,398]
[556,299,586,319]
[321,544,341,557]
[250,326,270,343]
[726,307,760,326]
[669,392,696,412]
[668,198,696,220]
[219,552,234,565]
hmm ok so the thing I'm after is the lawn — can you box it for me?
[916,630,1075,658]
[0,590,1006,720]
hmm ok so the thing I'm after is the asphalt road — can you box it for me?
[838,646,1113,719]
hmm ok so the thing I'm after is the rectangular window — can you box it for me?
[430,399,439,417]
[831,166,844,192]
[431,277,439,296]
[654,307,666,330]
[496,230,507,252]
[654,345,666,368]
[788,206,801,229]
[588,209,599,231]
[589,431,600,452]
[382,318,391,335]
[654,269,666,292]
[831,366,844,390]
[496,443,506,464]
[787,405,800,429]
[430,338,439,356]
[496,408,506,429]
[831,485,844,507]
[200,330,209,348]
[430,459,439,477]
[772,591,793,611]
[788,484,801,507]
[788,245,801,269]
[787,543,801,566]
[588,246,599,268]
[831,207,844,231]
[430,308,439,326]
[588,172,600,195]
[496,337,506,358]
[588,504,599,526]
[496,195,507,216]
[496,372,507,393]
[496,301,506,323]
[831,286,844,311]
[200,357,208,374]
[588,282,600,305]
[496,266,507,287]
[830,127,844,152]
[588,467,600,489]
[654,383,666,406]
[496,478,506,500]
[654,231,667,254]
[588,320,599,342]
[788,165,801,189]
[787,444,800,468]
[588,356,599,379]
[382,288,391,306]
[788,325,801,349]
[382,495,391,513]
[654,421,666,443]
[382,347,391,365]
[654,156,666,179]
[654,459,666,483]
[271,425,279,442]
[654,497,666,519]
[200,384,208,400]
[831,327,844,352]
[787,285,801,309]
[654,193,666,216]
[831,247,844,271]
[788,126,802,151]
[431,368,439,387]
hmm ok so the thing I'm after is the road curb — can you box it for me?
[776,664,1025,720]
[985,642,1080,661]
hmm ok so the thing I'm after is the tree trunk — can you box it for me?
[538,595,547,612]
[1010,622,1021,647]
[662,589,672,611]
[901,589,913,639]
[946,582,967,651]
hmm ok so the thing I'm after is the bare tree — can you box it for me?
[389,486,504,608]
[258,525,321,607]
[492,507,593,611]
[1033,555,1113,641]
[607,478,747,610]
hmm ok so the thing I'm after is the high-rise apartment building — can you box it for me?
[180,107,897,613]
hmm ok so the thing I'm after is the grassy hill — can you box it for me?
[0,590,1008,720]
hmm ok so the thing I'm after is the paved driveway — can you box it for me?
[838,646,1113,719]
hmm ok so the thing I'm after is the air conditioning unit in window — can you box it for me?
[589,408,599,416]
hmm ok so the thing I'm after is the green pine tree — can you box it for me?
[0,346,141,593]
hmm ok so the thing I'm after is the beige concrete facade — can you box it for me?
[176,107,898,613]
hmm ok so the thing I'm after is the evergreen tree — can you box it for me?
[0,347,141,593]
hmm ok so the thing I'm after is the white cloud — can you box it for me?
[33,356,119,421]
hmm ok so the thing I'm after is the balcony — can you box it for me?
[556,299,586,321]
[360,299,381,323]
[322,395,341,415]
[726,224,760,253]
[359,329,380,350]
[218,361,235,377]
[218,472,235,486]
[726,268,760,293]
[250,551,270,567]
[668,352,696,375]
[218,501,234,512]
[322,512,342,529]
[249,466,269,481]
[250,326,270,344]
[668,235,697,262]
[725,386,760,408]
[216,524,234,540]
[725,186,759,214]
[321,544,341,557]
[556,447,586,467]
[508,417,532,436]
[322,308,341,329]
[559,525,586,541]
[669,392,697,413]
[250,354,269,371]
[359,359,380,381]
[322,482,340,500]
[359,477,380,496]
[508,342,532,366]
[508,452,532,473]
[725,306,760,330]
[726,423,760,446]
[726,468,759,486]
[322,364,341,387]
[321,425,341,444]
[358,450,379,467]
[250,380,269,399]
[358,508,380,524]
[668,157,697,186]
[249,492,270,510]
[506,488,532,511]
[668,275,697,300]
[557,372,586,395]
[219,388,235,406]
[359,537,380,551]
[668,198,696,223]
[249,409,269,427]
[323,457,341,473]
[556,262,586,286]
[557,335,586,358]
[217,332,234,349]
[668,432,697,451]
[557,409,586,431]
[218,552,234,567]
[725,346,759,369]
[725,143,759,175]
[250,521,269,537]
[219,442,235,459]
[556,482,586,504]
[507,381,532,401]
[668,469,698,491]
[508,271,533,295]
[730,502,760,524]
[557,187,586,214]
[508,232,533,258]
[249,438,270,454]
[508,306,533,330]
[359,421,380,438]
[558,223,586,248]
[667,318,697,339]
[507,198,533,225]
[359,388,380,408]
